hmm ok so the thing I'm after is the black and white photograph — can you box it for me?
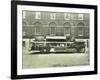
[22,11,90,68]
[11,1,97,79]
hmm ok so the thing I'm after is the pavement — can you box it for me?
[22,48,90,69]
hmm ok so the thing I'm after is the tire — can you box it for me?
[80,48,85,53]
[40,47,44,53]
[46,48,50,53]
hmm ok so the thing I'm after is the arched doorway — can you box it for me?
[77,22,85,27]
[63,22,71,36]
[34,22,42,35]
[77,22,85,37]
[49,22,57,35]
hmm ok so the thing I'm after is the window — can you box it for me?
[49,22,56,35]
[77,27,83,36]
[35,12,41,19]
[34,22,42,35]
[64,13,70,20]
[50,13,56,20]
[70,13,77,20]
[63,22,71,35]
[77,22,85,27]
[78,14,84,20]
[77,22,85,36]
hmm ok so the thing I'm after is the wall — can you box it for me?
[0,0,99,80]
[23,11,89,38]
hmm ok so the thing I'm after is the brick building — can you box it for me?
[22,11,90,39]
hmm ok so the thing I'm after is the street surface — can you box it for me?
[22,48,89,68]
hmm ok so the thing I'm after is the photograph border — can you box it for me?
[11,0,97,79]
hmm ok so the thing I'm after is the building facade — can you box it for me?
[22,11,90,39]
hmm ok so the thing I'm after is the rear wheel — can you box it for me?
[80,48,85,53]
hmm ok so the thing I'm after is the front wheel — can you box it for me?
[40,47,44,53]
[46,47,50,53]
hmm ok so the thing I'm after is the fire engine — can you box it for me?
[28,35,85,53]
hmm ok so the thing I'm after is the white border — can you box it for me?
[17,5,94,75]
